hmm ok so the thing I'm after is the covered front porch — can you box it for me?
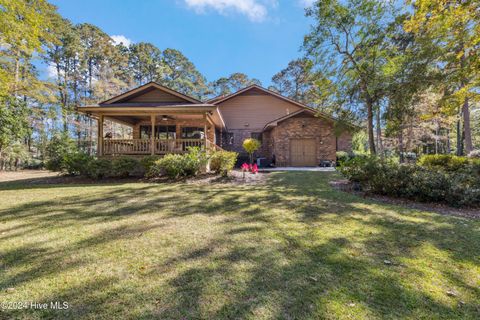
[76,82,225,156]
[80,108,223,156]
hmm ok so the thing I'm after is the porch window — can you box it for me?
[157,125,176,139]
[181,127,204,139]
[140,125,176,139]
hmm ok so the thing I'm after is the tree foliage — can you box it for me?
[303,0,394,154]
[210,73,261,97]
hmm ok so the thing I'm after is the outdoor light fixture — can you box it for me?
[162,115,168,121]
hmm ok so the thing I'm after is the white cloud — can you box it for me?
[110,35,132,47]
[184,0,272,22]
[299,0,315,7]
[46,63,59,79]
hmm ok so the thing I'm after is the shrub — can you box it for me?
[406,168,450,202]
[210,151,238,177]
[148,148,208,179]
[183,147,208,176]
[86,159,112,179]
[140,155,161,174]
[63,152,94,176]
[242,138,261,164]
[45,133,77,171]
[339,156,381,184]
[111,157,141,178]
[446,172,480,207]
[418,154,469,172]
[1,143,31,170]
[340,155,479,207]
[153,154,185,179]
[23,159,44,170]
[336,151,349,166]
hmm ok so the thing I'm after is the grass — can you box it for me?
[0,171,478,319]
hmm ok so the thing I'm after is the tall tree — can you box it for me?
[405,0,480,155]
[210,73,261,97]
[271,58,315,104]
[383,13,438,161]
[44,17,80,132]
[0,0,60,163]
[0,0,58,96]
[161,48,209,99]
[303,0,393,154]
[128,42,162,85]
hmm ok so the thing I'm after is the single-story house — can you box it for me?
[78,82,353,167]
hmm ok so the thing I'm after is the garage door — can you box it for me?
[290,139,316,166]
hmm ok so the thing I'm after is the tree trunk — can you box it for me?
[375,108,383,158]
[463,96,473,154]
[366,98,376,155]
[398,130,404,163]
[446,129,451,154]
[456,117,463,156]
[13,52,20,96]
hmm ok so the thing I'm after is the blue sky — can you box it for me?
[48,0,315,86]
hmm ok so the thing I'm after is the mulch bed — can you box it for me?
[329,179,480,220]
[185,170,268,186]
[0,170,269,186]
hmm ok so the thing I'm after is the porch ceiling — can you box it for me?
[104,114,205,127]
[77,104,226,129]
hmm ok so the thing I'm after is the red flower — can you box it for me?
[251,163,258,174]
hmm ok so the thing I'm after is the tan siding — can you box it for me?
[216,93,302,130]
[126,89,190,103]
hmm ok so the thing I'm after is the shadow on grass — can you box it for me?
[0,172,478,319]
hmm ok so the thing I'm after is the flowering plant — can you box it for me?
[241,162,258,178]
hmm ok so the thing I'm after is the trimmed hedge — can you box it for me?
[209,150,238,177]
[418,154,471,171]
[51,148,237,180]
[147,147,208,179]
[340,156,480,207]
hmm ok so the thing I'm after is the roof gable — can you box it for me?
[212,85,307,109]
[100,82,201,105]
[212,84,341,124]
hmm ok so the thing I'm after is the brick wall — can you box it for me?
[268,116,338,166]
[337,131,353,152]
[220,116,353,166]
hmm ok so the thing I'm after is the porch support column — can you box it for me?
[203,113,208,150]
[97,114,104,156]
[150,114,156,155]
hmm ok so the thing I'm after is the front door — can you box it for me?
[290,139,316,166]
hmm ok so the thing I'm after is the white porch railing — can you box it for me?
[103,138,210,155]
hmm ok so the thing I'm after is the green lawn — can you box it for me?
[0,172,478,319]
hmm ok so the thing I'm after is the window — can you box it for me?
[224,132,234,145]
[140,126,151,139]
[181,127,204,139]
[156,126,176,139]
[251,132,262,143]
[140,125,176,139]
